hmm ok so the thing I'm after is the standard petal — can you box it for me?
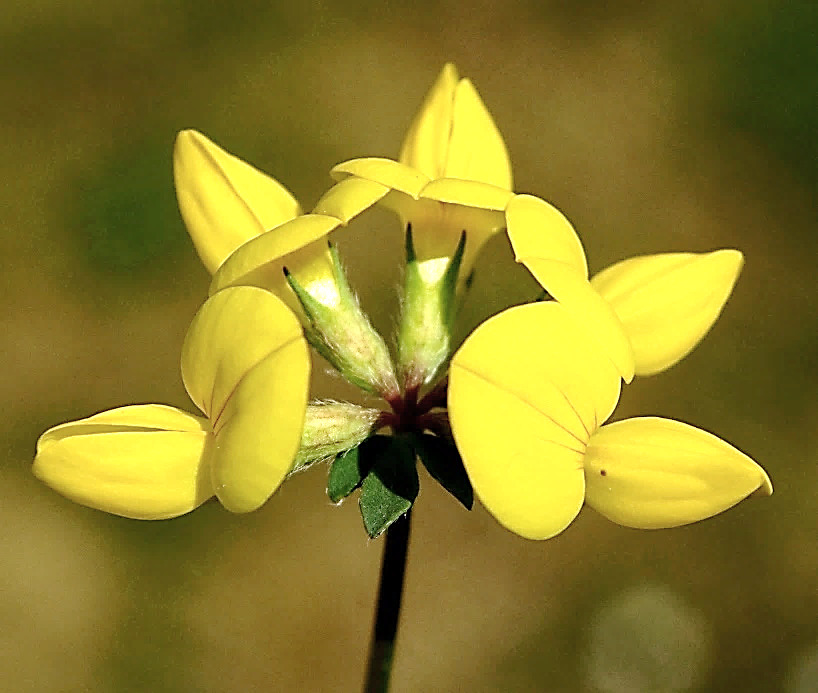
[521,258,635,383]
[445,78,513,190]
[414,178,512,273]
[398,63,459,179]
[421,177,513,212]
[505,194,588,276]
[33,405,212,520]
[209,214,341,310]
[584,417,773,529]
[209,335,310,513]
[182,286,307,422]
[173,130,301,273]
[591,250,744,376]
[180,286,310,512]
[449,302,621,539]
[330,158,430,198]
[312,177,390,224]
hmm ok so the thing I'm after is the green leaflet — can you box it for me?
[412,433,473,510]
[358,435,419,538]
[327,444,367,504]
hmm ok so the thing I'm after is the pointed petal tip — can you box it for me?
[173,129,215,164]
[697,248,744,282]
[441,62,459,79]
[754,468,773,496]
[174,128,200,145]
[715,247,744,264]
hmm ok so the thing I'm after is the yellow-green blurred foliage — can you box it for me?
[3,1,816,691]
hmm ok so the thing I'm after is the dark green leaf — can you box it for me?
[413,433,473,510]
[359,436,419,538]
[327,445,366,503]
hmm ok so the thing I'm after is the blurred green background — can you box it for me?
[3,1,816,691]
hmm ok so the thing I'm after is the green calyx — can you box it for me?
[284,243,398,398]
[397,227,466,391]
[290,401,382,475]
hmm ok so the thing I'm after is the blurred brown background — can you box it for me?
[2,1,816,691]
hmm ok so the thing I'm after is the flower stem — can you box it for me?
[363,510,412,693]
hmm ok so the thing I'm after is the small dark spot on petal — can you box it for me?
[600,469,607,476]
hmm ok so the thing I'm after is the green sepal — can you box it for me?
[283,245,398,398]
[327,445,367,504]
[440,230,467,326]
[292,402,380,477]
[358,435,419,538]
[398,227,467,389]
[412,433,473,510]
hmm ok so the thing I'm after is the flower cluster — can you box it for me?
[34,64,771,539]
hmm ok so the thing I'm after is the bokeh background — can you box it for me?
[3,1,816,691]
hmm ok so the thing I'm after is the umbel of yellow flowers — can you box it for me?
[33,63,771,541]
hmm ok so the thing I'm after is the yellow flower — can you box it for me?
[330,62,513,284]
[176,130,397,397]
[173,129,392,326]
[448,301,771,540]
[505,194,746,380]
[173,130,301,273]
[33,287,310,518]
[320,65,514,388]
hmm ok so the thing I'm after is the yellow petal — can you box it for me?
[591,250,744,376]
[521,258,635,383]
[449,302,621,539]
[181,286,310,512]
[182,286,304,422]
[173,130,301,273]
[412,178,512,273]
[421,177,513,212]
[33,405,212,520]
[37,403,207,448]
[209,214,341,312]
[505,194,588,276]
[208,336,309,513]
[398,63,459,179]
[584,417,773,529]
[312,177,390,224]
[445,78,513,189]
[330,157,430,198]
